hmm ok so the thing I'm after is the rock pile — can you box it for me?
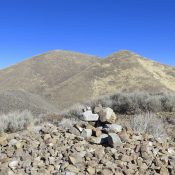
[0,106,175,175]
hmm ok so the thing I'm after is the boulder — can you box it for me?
[80,111,99,121]
[99,107,117,123]
[108,133,122,147]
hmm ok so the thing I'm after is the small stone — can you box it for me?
[108,133,122,147]
[160,166,169,175]
[66,165,79,173]
[22,160,31,168]
[55,164,61,171]
[93,128,102,137]
[89,134,108,144]
[44,134,51,141]
[0,134,8,145]
[9,160,19,170]
[74,124,83,132]
[9,139,18,146]
[61,162,69,170]
[69,155,82,164]
[121,155,133,162]
[49,157,55,165]
[81,129,92,138]
[87,166,95,174]
[101,168,113,175]
[168,147,175,155]
[65,172,76,175]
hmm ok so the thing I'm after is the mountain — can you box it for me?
[0,50,175,114]
[0,89,58,116]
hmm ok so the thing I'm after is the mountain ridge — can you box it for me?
[0,49,175,114]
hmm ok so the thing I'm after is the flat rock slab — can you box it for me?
[80,110,99,121]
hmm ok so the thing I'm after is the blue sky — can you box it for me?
[0,0,175,68]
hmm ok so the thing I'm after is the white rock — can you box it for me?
[80,110,99,121]
[108,133,122,147]
[9,160,19,170]
[74,124,83,132]
[86,106,92,111]
[81,129,92,138]
[104,124,122,132]
[168,147,175,155]
[9,139,18,146]
[65,172,76,175]
[78,151,86,158]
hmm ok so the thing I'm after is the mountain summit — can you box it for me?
[0,50,175,114]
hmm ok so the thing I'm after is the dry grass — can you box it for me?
[0,110,34,133]
[130,113,166,138]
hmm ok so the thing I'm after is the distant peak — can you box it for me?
[107,50,140,60]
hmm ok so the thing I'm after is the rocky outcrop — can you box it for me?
[0,116,175,175]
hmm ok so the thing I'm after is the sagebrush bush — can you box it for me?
[107,92,175,114]
[0,110,34,133]
[58,118,79,130]
[58,92,175,119]
[130,113,166,138]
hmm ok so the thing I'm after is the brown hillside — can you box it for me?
[49,50,175,108]
[0,50,98,96]
[0,50,175,113]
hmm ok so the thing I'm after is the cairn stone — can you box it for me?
[80,110,99,121]
[99,107,117,123]
[108,133,122,147]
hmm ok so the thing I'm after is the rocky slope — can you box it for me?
[0,50,175,113]
[0,106,175,175]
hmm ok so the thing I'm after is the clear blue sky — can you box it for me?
[0,0,175,68]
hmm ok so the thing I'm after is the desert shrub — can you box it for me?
[0,110,34,133]
[86,95,113,109]
[58,92,175,119]
[106,92,175,114]
[58,118,80,130]
[130,113,166,138]
[145,95,162,112]
[160,93,175,112]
